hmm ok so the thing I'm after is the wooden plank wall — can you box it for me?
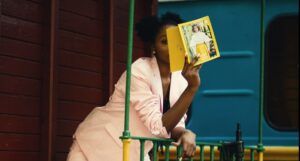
[55,0,109,160]
[0,0,155,161]
[113,0,154,83]
[0,0,43,160]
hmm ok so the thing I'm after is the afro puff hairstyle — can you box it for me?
[135,12,183,44]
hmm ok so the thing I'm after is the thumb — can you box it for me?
[171,137,182,147]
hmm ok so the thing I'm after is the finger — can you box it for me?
[193,64,202,72]
[185,146,191,157]
[182,56,188,73]
[190,146,196,157]
[192,146,196,156]
[186,56,197,72]
[183,143,188,156]
[184,142,196,157]
[190,55,198,65]
[187,146,193,157]
[191,150,195,157]
[194,64,202,69]
[189,56,200,70]
[198,64,203,70]
[190,145,196,156]
[184,145,194,158]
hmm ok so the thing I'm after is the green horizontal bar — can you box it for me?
[196,142,222,147]
[244,146,260,150]
[120,136,173,142]
[121,136,241,147]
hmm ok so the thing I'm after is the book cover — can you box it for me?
[167,16,220,72]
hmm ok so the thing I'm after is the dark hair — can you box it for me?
[135,12,183,44]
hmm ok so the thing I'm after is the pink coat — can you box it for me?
[68,57,188,161]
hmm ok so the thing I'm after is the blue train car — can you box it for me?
[159,0,298,159]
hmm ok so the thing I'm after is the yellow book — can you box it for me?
[166,16,220,72]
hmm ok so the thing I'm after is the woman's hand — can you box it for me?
[173,129,197,158]
[181,56,202,92]
[162,56,202,132]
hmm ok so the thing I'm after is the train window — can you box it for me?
[264,15,299,131]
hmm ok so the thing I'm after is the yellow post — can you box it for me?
[258,152,263,161]
[123,139,131,161]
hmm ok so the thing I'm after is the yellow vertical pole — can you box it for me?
[123,139,131,161]
[258,152,263,161]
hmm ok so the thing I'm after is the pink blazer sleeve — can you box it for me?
[171,71,188,129]
[129,73,169,138]
[115,58,188,138]
[114,59,168,138]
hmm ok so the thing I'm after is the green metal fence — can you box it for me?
[122,136,261,161]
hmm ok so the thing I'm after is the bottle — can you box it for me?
[235,123,244,161]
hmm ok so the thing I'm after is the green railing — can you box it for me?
[121,136,261,161]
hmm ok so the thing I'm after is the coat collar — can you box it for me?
[150,56,183,112]
[150,56,164,112]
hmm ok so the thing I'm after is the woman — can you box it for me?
[189,24,211,61]
[67,12,201,161]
